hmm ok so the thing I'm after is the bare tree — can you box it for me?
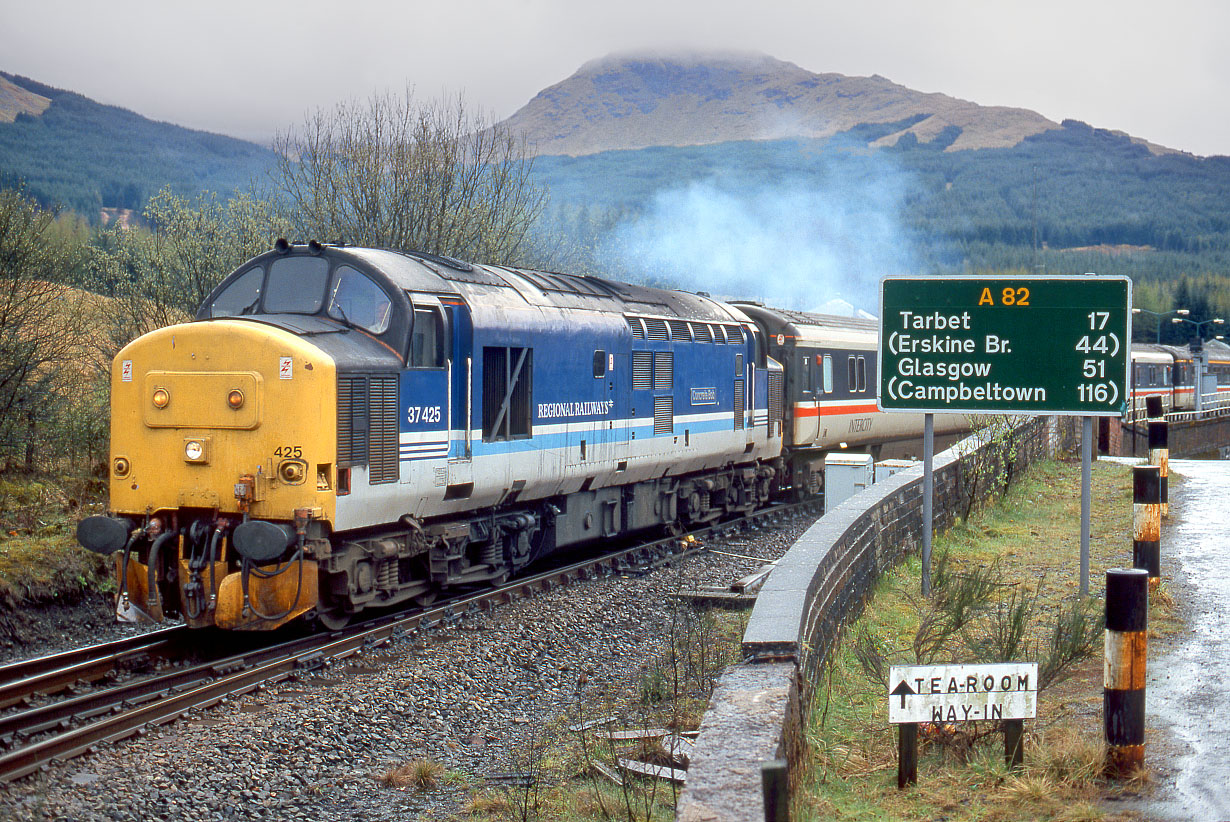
[85,187,292,355]
[0,189,87,470]
[273,89,546,264]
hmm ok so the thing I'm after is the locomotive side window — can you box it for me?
[410,307,445,368]
[328,266,392,334]
[209,266,263,317]
[265,256,329,314]
[800,355,812,393]
[593,350,606,378]
[823,355,833,393]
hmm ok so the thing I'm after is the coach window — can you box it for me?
[800,355,812,393]
[847,356,856,392]
[593,350,606,378]
[209,266,263,317]
[328,266,392,334]
[822,355,833,393]
[410,307,446,368]
[857,356,867,392]
[265,255,329,313]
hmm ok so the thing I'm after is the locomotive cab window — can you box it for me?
[328,266,392,334]
[265,255,330,314]
[409,307,446,368]
[209,265,263,317]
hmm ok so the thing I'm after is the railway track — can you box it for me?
[0,500,816,782]
[0,626,190,711]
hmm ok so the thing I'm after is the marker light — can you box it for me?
[227,389,245,409]
[113,457,130,477]
[185,440,205,462]
[152,388,170,408]
[279,461,305,483]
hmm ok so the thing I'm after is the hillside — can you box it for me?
[502,51,1175,158]
[529,116,1230,310]
[0,72,276,217]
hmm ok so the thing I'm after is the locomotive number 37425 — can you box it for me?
[406,405,442,425]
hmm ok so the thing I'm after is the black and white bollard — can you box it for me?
[1148,420,1169,519]
[1145,394,1164,420]
[1132,465,1161,588]
[1104,568,1148,776]
[761,759,789,822]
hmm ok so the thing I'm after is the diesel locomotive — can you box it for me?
[77,242,965,630]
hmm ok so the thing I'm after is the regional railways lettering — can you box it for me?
[536,400,615,419]
[895,381,1047,403]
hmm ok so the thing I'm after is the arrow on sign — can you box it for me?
[891,679,916,708]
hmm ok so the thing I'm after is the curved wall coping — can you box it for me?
[677,417,1060,822]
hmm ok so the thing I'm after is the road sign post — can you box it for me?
[878,276,1131,417]
[889,662,1038,785]
[878,275,1131,595]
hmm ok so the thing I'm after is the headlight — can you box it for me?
[184,438,208,463]
[227,389,245,409]
[113,456,131,477]
[152,388,170,408]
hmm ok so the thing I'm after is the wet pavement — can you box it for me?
[1124,458,1230,821]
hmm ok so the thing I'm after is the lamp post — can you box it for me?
[1132,307,1189,343]
[1171,317,1225,412]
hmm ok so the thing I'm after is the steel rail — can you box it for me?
[0,628,191,711]
[0,499,818,782]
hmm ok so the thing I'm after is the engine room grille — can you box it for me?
[627,317,645,339]
[337,376,368,467]
[654,396,673,435]
[338,375,399,484]
[368,375,400,484]
[667,319,691,340]
[768,370,784,433]
[733,379,745,430]
[644,317,669,341]
[653,352,672,391]
[632,351,652,390]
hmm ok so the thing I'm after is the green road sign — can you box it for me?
[878,275,1131,416]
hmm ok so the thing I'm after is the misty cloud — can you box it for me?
[604,150,920,315]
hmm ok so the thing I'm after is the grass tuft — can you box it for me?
[377,758,444,790]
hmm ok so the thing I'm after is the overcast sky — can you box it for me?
[3,0,1227,156]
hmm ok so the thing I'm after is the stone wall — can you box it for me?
[676,417,1060,822]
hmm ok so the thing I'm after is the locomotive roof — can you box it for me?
[215,244,745,324]
[729,301,878,348]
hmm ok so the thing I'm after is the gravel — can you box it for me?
[0,513,814,821]
[0,594,176,666]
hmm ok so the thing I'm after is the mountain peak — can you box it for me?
[501,51,1064,157]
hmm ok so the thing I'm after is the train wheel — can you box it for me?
[413,591,438,607]
[317,608,351,631]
